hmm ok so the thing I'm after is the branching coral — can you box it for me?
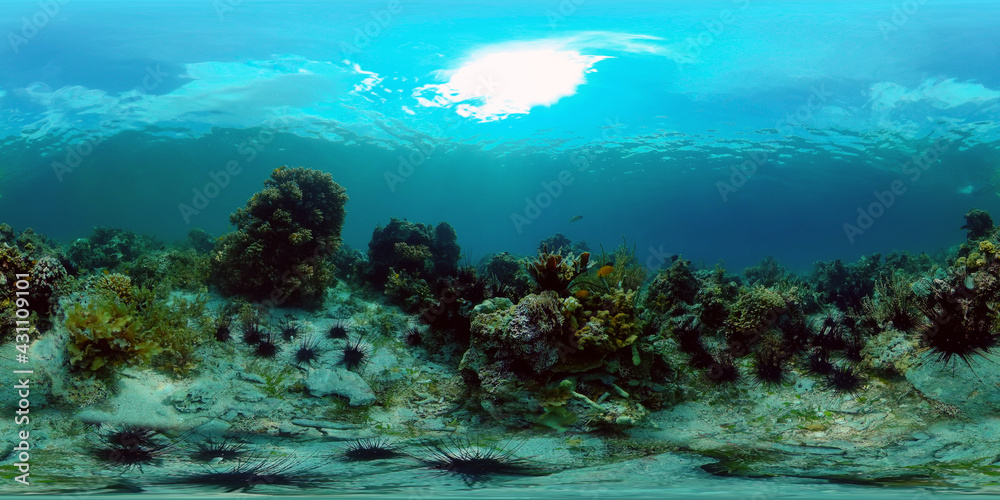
[211,166,348,308]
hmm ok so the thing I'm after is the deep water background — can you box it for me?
[1,0,1000,273]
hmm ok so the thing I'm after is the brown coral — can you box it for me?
[526,247,590,295]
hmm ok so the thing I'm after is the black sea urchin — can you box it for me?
[253,332,280,359]
[825,365,864,395]
[214,316,233,342]
[328,320,349,340]
[191,436,251,462]
[343,438,402,461]
[338,336,370,372]
[279,319,301,341]
[421,439,543,484]
[164,455,323,492]
[707,357,740,385]
[242,321,264,345]
[404,326,423,347]
[92,425,169,472]
[752,350,788,388]
[293,336,323,366]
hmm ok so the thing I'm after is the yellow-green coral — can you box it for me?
[725,285,788,335]
[64,292,208,378]
[95,273,134,303]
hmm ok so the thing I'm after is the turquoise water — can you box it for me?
[3,1,1000,498]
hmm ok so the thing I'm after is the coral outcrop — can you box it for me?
[211,166,348,308]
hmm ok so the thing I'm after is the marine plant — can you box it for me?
[362,218,462,287]
[211,166,349,308]
[572,239,648,293]
[64,286,209,378]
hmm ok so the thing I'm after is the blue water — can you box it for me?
[2,0,999,273]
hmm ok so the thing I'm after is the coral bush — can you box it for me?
[479,252,533,302]
[67,227,153,273]
[812,254,887,312]
[363,218,461,287]
[211,166,348,308]
[538,233,589,257]
[644,258,700,314]
[962,208,994,241]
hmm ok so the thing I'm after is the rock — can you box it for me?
[170,381,218,413]
[234,387,266,403]
[238,372,266,384]
[304,368,376,406]
[905,359,1000,415]
[291,419,363,430]
[472,297,513,316]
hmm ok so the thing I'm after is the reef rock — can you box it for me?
[305,367,376,406]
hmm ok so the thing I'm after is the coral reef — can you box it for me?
[211,166,348,308]
[363,218,461,287]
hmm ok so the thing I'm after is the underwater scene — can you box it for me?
[3,0,1000,498]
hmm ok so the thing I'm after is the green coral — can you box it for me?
[725,285,789,337]
[211,166,348,308]
[645,258,700,314]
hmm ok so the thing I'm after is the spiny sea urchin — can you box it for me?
[190,436,251,462]
[214,316,233,342]
[92,425,170,472]
[162,455,324,492]
[328,320,349,340]
[404,326,423,347]
[707,356,740,385]
[253,332,280,358]
[420,438,543,484]
[752,350,788,388]
[343,437,402,461]
[338,335,370,372]
[242,320,264,345]
[825,365,864,395]
[279,319,301,341]
[293,336,323,366]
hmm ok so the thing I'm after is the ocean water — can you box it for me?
[2,0,1000,498]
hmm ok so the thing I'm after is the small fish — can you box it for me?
[569,215,583,223]
[597,265,614,277]
[670,254,679,263]
[102,269,109,275]
[574,289,590,299]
